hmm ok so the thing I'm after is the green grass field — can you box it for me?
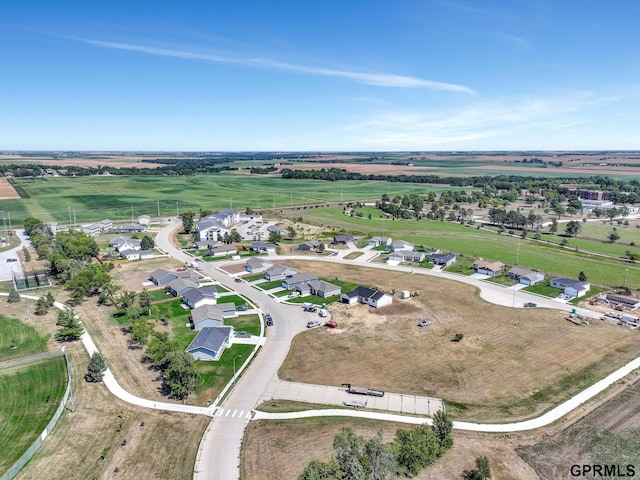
[0,174,464,224]
[0,316,49,361]
[196,343,255,397]
[256,280,284,290]
[224,314,261,336]
[0,357,67,472]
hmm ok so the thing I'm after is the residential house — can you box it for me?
[186,327,233,361]
[267,225,287,236]
[182,286,219,309]
[209,243,238,257]
[508,267,544,286]
[252,241,277,253]
[473,259,505,277]
[264,264,297,281]
[165,277,199,297]
[391,250,425,262]
[298,240,321,251]
[333,235,354,244]
[368,236,392,247]
[137,215,151,226]
[195,210,241,242]
[119,223,148,233]
[550,277,590,298]
[429,253,457,268]
[282,273,319,290]
[341,286,393,308]
[149,268,183,285]
[245,257,273,273]
[82,219,113,237]
[391,240,414,252]
[191,303,237,330]
[109,236,141,252]
[120,249,153,261]
[306,280,341,298]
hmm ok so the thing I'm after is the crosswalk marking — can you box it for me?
[232,409,238,417]
[225,409,231,416]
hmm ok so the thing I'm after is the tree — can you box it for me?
[118,290,137,310]
[229,230,242,243]
[55,306,84,342]
[140,235,155,250]
[394,424,440,476]
[564,220,581,237]
[578,271,587,282]
[463,456,492,479]
[318,242,326,253]
[138,289,152,313]
[35,295,50,315]
[130,317,154,347]
[298,458,343,480]
[432,410,454,451]
[146,332,179,371]
[287,226,297,240]
[268,230,282,244]
[85,352,107,382]
[7,287,21,304]
[549,218,558,233]
[608,228,620,243]
[180,211,196,233]
[333,427,366,480]
[164,350,199,400]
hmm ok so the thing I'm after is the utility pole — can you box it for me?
[176,202,179,217]
[131,205,134,223]
[68,206,72,225]
[516,239,521,266]
[157,200,160,217]
[7,211,11,230]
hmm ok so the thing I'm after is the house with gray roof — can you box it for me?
[120,249,154,261]
[165,277,199,297]
[508,267,544,286]
[341,286,393,308]
[252,241,277,253]
[429,253,457,268]
[119,223,147,233]
[298,240,321,251]
[391,240,414,252]
[368,236,392,247]
[245,257,273,273]
[264,264,297,281]
[306,280,341,298]
[333,235,354,244]
[182,285,219,309]
[209,243,238,257]
[149,269,179,285]
[550,277,590,298]
[390,250,425,262]
[282,273,319,290]
[191,303,238,330]
[186,327,234,361]
[109,236,141,252]
[267,225,287,236]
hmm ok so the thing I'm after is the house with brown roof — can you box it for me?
[473,259,505,277]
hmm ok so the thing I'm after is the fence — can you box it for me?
[0,353,72,480]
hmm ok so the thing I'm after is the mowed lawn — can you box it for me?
[0,357,67,472]
[294,208,640,290]
[1,174,462,224]
[0,316,49,361]
[278,261,640,422]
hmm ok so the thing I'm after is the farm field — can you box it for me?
[278,261,640,422]
[0,356,67,473]
[289,207,640,290]
[0,173,461,225]
[517,376,640,479]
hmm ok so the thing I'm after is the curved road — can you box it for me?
[9,219,634,479]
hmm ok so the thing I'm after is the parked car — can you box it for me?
[234,277,243,283]
[306,320,321,328]
[266,318,273,326]
[234,331,251,338]
[236,305,247,311]
[176,267,187,271]
[524,302,537,308]
[6,258,17,263]
[417,320,432,327]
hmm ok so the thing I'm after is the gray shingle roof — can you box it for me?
[186,327,233,354]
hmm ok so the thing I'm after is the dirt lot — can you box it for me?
[278,261,640,421]
[517,376,640,479]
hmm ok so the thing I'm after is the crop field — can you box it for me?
[0,316,49,361]
[0,173,460,224]
[291,207,640,289]
[517,377,640,480]
[278,261,640,422]
[0,356,67,473]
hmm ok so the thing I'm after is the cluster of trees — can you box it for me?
[35,292,56,315]
[145,332,199,400]
[299,411,454,479]
[487,208,543,230]
[24,217,117,305]
[375,193,424,219]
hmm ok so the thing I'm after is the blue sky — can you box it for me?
[1,1,639,151]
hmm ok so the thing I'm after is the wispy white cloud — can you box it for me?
[494,31,531,47]
[67,37,475,93]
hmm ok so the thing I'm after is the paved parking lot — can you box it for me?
[260,380,443,416]
[232,220,282,241]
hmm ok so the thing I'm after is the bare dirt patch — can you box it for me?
[279,261,640,421]
[0,177,20,199]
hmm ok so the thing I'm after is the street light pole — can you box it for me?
[233,354,243,377]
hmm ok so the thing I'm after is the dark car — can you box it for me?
[524,302,537,308]
[234,277,243,283]
[6,258,17,263]
[234,331,251,338]
[236,305,247,311]
[266,318,273,326]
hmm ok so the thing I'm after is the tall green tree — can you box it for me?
[55,306,84,342]
[35,296,50,315]
[287,226,297,240]
[138,289,152,313]
[394,424,440,476]
[564,220,581,237]
[180,211,196,233]
[607,228,620,243]
[130,317,154,347]
[298,458,343,480]
[140,235,155,250]
[268,230,283,244]
[85,352,107,382]
[432,410,454,451]
[164,350,199,400]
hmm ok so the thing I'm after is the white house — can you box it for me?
[368,236,392,247]
[508,267,544,286]
[182,286,219,309]
[341,286,393,308]
[550,277,590,298]
[191,303,238,330]
[391,240,414,252]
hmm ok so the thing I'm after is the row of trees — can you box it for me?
[299,411,454,479]
[145,332,199,400]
